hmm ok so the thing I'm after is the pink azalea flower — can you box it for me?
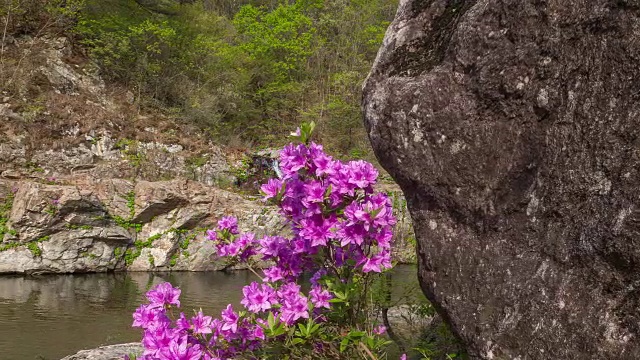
[146,282,181,309]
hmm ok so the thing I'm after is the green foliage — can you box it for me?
[185,154,209,180]
[179,237,190,250]
[111,189,142,232]
[125,190,136,218]
[412,319,466,360]
[36,235,50,242]
[168,252,178,267]
[234,3,315,74]
[0,241,20,252]
[185,154,208,169]
[290,121,316,144]
[25,161,45,173]
[0,0,84,36]
[74,0,250,126]
[121,227,196,268]
[27,241,42,257]
[26,235,49,257]
[66,223,94,230]
[124,247,140,266]
[232,155,252,184]
[177,228,196,258]
[3,0,399,156]
[233,2,315,117]
[376,273,466,360]
[146,233,163,243]
[48,0,397,156]
[114,215,143,233]
[124,232,161,266]
[44,204,58,216]
[114,139,146,168]
[0,193,16,241]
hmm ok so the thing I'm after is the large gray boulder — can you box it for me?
[364,1,640,359]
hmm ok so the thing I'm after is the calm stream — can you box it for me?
[0,266,419,360]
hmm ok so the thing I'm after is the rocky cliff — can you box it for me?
[0,176,414,274]
[364,0,640,359]
[0,177,285,273]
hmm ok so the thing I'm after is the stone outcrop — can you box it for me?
[0,130,237,186]
[364,1,640,359]
[0,178,284,273]
[0,175,413,273]
[59,343,142,360]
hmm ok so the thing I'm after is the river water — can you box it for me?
[0,266,420,360]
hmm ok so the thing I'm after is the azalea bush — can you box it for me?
[130,123,405,360]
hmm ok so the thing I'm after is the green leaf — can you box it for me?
[366,336,375,349]
[267,312,276,329]
[310,322,321,334]
[347,330,366,340]
[297,323,307,337]
[340,338,349,353]
[370,206,383,218]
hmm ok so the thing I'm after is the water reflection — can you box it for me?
[0,266,419,360]
[0,272,255,360]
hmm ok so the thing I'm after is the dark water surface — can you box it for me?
[0,266,419,360]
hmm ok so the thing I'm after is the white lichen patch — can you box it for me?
[603,312,633,345]
[534,259,550,278]
[398,133,409,149]
[589,171,612,195]
[412,127,424,143]
[526,191,539,218]
[429,220,438,230]
[558,299,565,309]
[613,206,633,233]
[451,140,466,154]
[537,88,549,108]
[483,341,495,360]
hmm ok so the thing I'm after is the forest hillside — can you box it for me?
[1,0,398,161]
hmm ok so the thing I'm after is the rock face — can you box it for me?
[0,178,284,273]
[364,1,640,359]
[0,170,414,274]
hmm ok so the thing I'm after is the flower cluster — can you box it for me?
[254,142,396,278]
[133,283,265,360]
[133,134,400,359]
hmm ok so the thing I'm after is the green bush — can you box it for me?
[0,0,84,35]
